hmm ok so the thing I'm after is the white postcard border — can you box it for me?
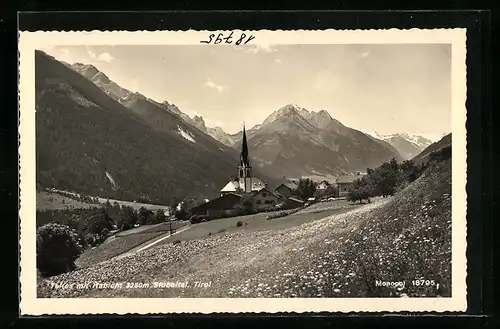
[19,28,467,315]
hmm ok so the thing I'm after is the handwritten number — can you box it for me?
[200,34,214,44]
[200,32,254,45]
[214,33,223,44]
[244,35,255,44]
[223,31,234,44]
[235,33,247,46]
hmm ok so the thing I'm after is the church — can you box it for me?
[190,124,283,217]
[220,124,266,195]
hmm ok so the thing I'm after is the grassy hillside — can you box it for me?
[413,133,451,165]
[35,50,275,204]
[38,157,451,298]
[36,191,97,211]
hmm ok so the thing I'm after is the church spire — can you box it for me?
[238,122,252,193]
[240,123,249,167]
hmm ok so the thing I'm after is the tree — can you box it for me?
[293,178,317,200]
[119,205,138,230]
[324,185,339,198]
[389,157,399,172]
[138,206,154,225]
[400,159,420,182]
[36,223,83,277]
[153,209,166,224]
[347,179,373,203]
[77,208,114,237]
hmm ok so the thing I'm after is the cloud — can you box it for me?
[203,80,227,93]
[237,43,277,54]
[86,47,113,63]
[98,52,114,63]
[86,47,96,59]
[274,58,282,64]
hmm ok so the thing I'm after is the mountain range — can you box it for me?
[192,104,405,179]
[367,131,436,160]
[36,50,277,204]
[36,50,446,204]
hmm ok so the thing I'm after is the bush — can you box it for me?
[234,199,255,216]
[138,206,154,225]
[267,211,288,220]
[175,208,189,221]
[100,227,110,241]
[236,220,243,227]
[190,214,203,224]
[36,223,83,277]
[153,209,166,224]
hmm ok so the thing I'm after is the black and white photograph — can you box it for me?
[19,29,467,314]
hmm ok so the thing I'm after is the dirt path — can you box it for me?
[111,224,193,261]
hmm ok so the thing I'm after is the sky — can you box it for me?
[40,44,451,139]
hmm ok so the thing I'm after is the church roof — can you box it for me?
[220,177,265,193]
[221,181,240,192]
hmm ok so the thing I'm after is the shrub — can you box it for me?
[234,199,255,216]
[100,227,110,241]
[267,211,288,220]
[189,214,203,224]
[36,223,83,277]
[175,208,189,221]
[138,207,154,225]
[236,221,243,227]
[153,209,166,224]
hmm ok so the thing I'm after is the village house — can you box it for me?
[336,172,366,197]
[189,193,242,217]
[316,180,329,190]
[276,196,305,210]
[274,179,298,199]
[251,186,284,211]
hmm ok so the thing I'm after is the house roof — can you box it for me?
[220,177,265,193]
[335,174,366,184]
[252,186,281,199]
[190,193,242,212]
[288,197,305,203]
[277,181,298,190]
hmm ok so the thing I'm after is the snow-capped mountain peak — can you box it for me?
[367,131,436,159]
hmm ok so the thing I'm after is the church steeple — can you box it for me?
[238,122,252,193]
[240,123,250,167]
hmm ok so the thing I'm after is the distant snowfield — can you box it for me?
[368,131,445,144]
[177,126,196,143]
[105,171,118,190]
